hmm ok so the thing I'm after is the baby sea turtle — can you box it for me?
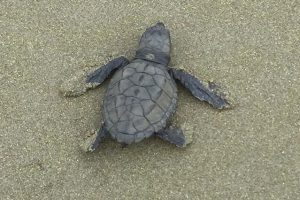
[61,22,230,151]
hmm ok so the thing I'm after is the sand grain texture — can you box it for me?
[1,0,299,199]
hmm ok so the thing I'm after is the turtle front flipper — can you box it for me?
[60,56,129,97]
[86,56,129,84]
[169,68,230,109]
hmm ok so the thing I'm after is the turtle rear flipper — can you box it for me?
[155,127,186,147]
[81,124,110,152]
[169,68,230,109]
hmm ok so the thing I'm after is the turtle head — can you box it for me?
[135,22,171,65]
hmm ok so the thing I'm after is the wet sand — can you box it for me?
[1,1,299,199]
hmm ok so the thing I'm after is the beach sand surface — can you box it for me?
[1,1,299,199]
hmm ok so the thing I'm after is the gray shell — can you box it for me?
[102,59,177,144]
